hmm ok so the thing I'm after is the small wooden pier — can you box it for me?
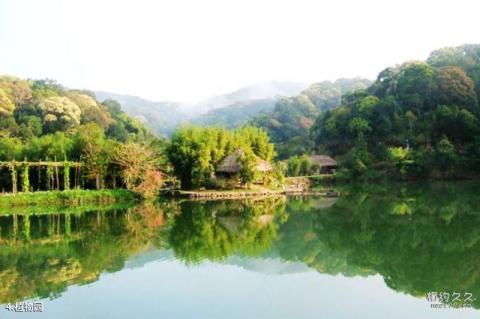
[177,189,284,200]
[165,188,339,200]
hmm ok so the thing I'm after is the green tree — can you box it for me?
[394,62,438,113]
[299,154,312,176]
[388,147,413,177]
[287,156,301,176]
[349,117,371,138]
[74,123,113,189]
[0,137,23,160]
[436,67,478,112]
[435,137,458,175]
[239,150,257,186]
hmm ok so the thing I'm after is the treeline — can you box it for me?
[309,44,480,180]
[0,76,163,196]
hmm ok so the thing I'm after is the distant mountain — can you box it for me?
[194,81,307,113]
[124,247,312,276]
[224,255,312,275]
[94,91,188,136]
[191,98,277,128]
[95,81,307,135]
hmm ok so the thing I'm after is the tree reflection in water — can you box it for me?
[0,183,479,310]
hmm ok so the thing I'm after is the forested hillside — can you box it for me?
[0,76,162,195]
[191,98,276,128]
[311,44,480,180]
[251,78,371,158]
[95,91,187,137]
[96,81,306,136]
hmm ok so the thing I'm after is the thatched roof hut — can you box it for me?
[216,149,273,174]
[309,155,338,174]
[309,155,337,167]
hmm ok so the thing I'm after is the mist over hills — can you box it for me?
[194,81,307,112]
[94,91,188,136]
[95,78,371,139]
[191,98,277,128]
[95,81,308,135]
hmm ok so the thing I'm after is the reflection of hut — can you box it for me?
[310,197,339,209]
[217,216,243,235]
[256,214,273,226]
[309,155,338,174]
[216,149,272,179]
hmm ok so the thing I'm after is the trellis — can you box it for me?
[0,160,83,193]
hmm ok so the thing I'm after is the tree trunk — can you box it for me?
[55,166,60,190]
[10,167,17,194]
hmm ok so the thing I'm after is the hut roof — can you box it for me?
[216,149,273,173]
[309,155,337,167]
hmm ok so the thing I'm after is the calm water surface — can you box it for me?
[1,182,479,318]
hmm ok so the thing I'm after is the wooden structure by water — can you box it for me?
[178,189,284,200]
[170,188,339,200]
[283,190,340,197]
[284,177,311,192]
[0,160,83,193]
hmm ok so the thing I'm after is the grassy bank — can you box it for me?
[0,189,137,208]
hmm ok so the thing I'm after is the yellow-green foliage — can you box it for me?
[0,88,15,116]
[39,96,82,131]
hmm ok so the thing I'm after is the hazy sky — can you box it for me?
[0,0,479,102]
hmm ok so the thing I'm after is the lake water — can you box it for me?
[1,182,479,318]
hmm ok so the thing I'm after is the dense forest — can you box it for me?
[251,78,371,158]
[310,44,480,180]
